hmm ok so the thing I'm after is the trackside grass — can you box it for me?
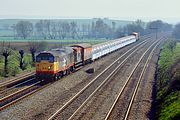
[156,40,180,120]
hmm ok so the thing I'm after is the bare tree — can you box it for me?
[19,50,24,70]
[82,24,87,39]
[35,20,44,39]
[61,22,70,39]
[11,24,17,39]
[28,41,39,63]
[57,21,62,39]
[91,22,95,38]
[112,21,116,31]
[15,21,33,39]
[112,21,116,38]
[44,20,53,39]
[28,40,48,63]
[115,26,125,38]
[51,21,57,39]
[70,22,78,39]
[95,19,104,38]
[0,42,11,77]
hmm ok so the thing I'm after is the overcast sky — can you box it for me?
[0,0,179,23]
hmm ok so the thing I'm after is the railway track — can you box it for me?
[0,77,36,97]
[103,37,167,120]
[0,71,35,90]
[0,79,45,111]
[47,35,156,120]
[0,72,39,110]
[123,38,163,120]
[0,71,40,111]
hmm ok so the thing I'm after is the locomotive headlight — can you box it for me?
[48,66,51,70]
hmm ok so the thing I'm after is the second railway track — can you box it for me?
[104,36,168,120]
[0,71,35,90]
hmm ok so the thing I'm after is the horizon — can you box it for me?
[0,15,179,24]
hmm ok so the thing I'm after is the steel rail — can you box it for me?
[0,81,41,111]
[0,77,36,95]
[104,37,164,120]
[123,38,164,120]
[0,71,35,89]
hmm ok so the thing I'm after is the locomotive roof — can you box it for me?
[38,47,73,57]
[51,47,73,56]
[71,43,92,48]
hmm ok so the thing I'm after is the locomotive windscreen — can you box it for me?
[36,53,54,63]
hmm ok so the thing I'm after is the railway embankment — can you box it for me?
[155,40,180,120]
[0,49,34,81]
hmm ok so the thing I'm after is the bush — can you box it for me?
[0,49,34,77]
[23,54,33,70]
[156,40,180,120]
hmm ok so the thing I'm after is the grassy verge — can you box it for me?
[156,40,180,120]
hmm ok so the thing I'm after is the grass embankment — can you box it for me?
[0,50,34,79]
[156,40,180,120]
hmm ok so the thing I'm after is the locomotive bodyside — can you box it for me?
[36,47,75,81]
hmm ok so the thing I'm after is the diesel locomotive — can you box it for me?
[36,44,92,81]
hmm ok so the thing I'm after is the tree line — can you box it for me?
[11,19,175,40]
[12,19,117,40]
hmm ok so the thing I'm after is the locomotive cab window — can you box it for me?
[49,57,54,63]
[36,53,54,63]
[36,57,41,62]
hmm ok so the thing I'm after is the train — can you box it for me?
[35,33,139,81]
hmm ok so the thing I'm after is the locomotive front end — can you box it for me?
[36,52,58,81]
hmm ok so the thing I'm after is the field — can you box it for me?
[0,39,108,44]
[156,40,180,120]
[0,19,132,36]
